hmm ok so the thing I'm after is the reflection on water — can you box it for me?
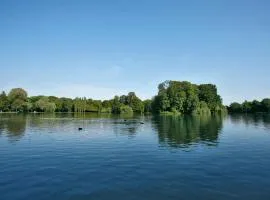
[0,113,147,142]
[112,118,145,138]
[152,114,225,148]
[1,113,270,146]
[1,113,270,200]
[229,113,270,129]
[0,114,27,141]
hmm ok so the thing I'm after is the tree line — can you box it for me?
[0,89,146,114]
[0,80,227,114]
[228,99,270,113]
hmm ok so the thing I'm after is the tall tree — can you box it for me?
[198,84,222,112]
[261,98,270,112]
[127,92,144,113]
[35,97,56,112]
[143,99,152,113]
[112,96,121,114]
[119,95,127,104]
[251,100,262,112]
[0,91,9,111]
[8,88,28,112]
[153,80,207,114]
[242,101,252,113]
[229,102,242,112]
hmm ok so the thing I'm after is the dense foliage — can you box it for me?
[152,81,226,114]
[0,88,144,114]
[0,80,227,114]
[228,99,270,113]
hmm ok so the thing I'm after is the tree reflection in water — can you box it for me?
[152,114,225,148]
[1,113,269,144]
[229,113,270,129]
[0,114,27,141]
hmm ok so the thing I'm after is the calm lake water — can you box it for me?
[0,113,270,200]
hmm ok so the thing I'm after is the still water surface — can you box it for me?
[0,113,270,200]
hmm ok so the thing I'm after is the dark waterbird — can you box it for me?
[78,128,83,131]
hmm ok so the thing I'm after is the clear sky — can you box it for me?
[1,0,269,105]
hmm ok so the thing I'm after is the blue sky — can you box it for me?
[0,0,269,105]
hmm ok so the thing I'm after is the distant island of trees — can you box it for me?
[2,80,267,115]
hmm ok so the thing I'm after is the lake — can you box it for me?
[0,113,270,200]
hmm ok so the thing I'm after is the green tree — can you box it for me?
[59,98,73,112]
[112,96,122,114]
[229,99,270,113]
[8,88,28,112]
[198,84,222,112]
[261,98,270,112]
[119,95,127,104]
[1,80,228,114]
[25,101,33,112]
[102,100,113,110]
[143,99,152,113]
[171,91,186,113]
[12,99,26,112]
[35,97,56,112]
[153,80,207,114]
[74,97,87,112]
[251,100,262,112]
[117,92,144,113]
[193,101,211,115]
[128,92,144,113]
[166,81,186,112]
[48,96,61,111]
[120,105,133,114]
[0,91,9,111]
[184,86,199,113]
[158,93,170,112]
[46,102,56,112]
[242,100,252,113]
[229,102,242,112]
[28,96,44,111]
